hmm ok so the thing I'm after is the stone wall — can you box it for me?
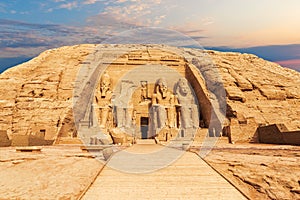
[258,124,300,145]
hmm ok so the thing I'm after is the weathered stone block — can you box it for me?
[258,124,300,145]
[259,86,286,100]
[0,130,11,147]
[226,86,246,102]
[11,135,29,146]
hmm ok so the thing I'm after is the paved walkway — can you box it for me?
[82,144,247,200]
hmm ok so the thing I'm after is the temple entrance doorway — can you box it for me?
[140,117,149,139]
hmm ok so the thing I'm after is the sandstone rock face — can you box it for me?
[0,44,96,145]
[0,44,299,145]
[206,51,300,142]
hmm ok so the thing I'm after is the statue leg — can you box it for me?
[116,107,125,128]
[100,108,109,128]
[167,107,176,128]
[157,106,167,128]
[149,107,157,137]
[125,108,132,128]
[180,107,192,129]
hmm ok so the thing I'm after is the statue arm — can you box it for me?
[152,94,158,104]
[190,95,195,104]
[170,94,178,105]
[175,86,179,96]
[174,95,179,105]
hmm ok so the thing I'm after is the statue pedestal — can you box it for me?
[156,127,179,141]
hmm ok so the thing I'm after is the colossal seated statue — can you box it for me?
[95,72,112,128]
[114,80,136,129]
[150,78,178,132]
[175,78,199,129]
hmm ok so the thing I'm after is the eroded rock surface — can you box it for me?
[206,50,300,142]
[203,143,300,200]
[0,44,96,144]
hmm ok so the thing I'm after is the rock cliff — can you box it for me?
[207,50,300,142]
[0,44,299,145]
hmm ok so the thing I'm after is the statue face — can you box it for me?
[158,80,168,98]
[100,72,111,97]
[100,80,110,97]
[178,79,189,96]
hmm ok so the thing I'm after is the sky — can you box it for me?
[0,0,300,72]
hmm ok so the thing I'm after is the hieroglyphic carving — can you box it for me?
[140,81,148,102]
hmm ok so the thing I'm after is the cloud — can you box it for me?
[0,1,208,58]
[87,0,164,29]
[169,22,207,43]
[0,47,47,58]
[0,19,111,58]
[116,0,128,3]
[0,57,33,73]
[0,19,74,34]
[84,0,211,45]
[52,0,106,10]
[1,17,299,72]
[207,44,300,72]
[102,27,203,47]
[82,0,102,4]
[276,59,300,72]
[238,44,300,61]
[201,17,214,26]
[0,18,203,54]
[59,1,78,10]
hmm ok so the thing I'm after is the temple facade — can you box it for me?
[77,46,223,145]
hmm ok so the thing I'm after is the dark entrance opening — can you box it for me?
[140,117,149,139]
[40,129,46,138]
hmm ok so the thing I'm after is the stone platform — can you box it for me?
[135,139,156,144]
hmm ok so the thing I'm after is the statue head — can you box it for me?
[100,72,111,97]
[177,78,190,96]
[157,78,168,98]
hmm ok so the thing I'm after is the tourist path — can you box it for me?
[81,143,247,200]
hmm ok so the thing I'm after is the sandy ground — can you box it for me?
[0,142,299,200]
[197,142,300,200]
[0,146,104,200]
